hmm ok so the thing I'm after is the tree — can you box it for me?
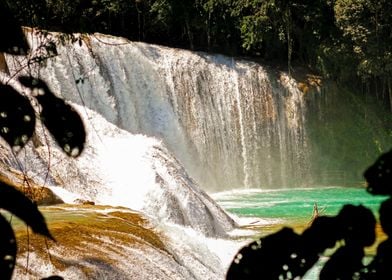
[334,0,392,110]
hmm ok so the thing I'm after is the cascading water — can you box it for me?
[4,31,311,191]
[2,30,389,279]
[143,43,310,190]
[1,31,252,279]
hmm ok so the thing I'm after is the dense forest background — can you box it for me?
[5,0,392,112]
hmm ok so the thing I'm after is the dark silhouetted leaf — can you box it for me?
[364,150,392,195]
[45,41,58,57]
[19,76,86,157]
[0,182,54,240]
[0,1,30,55]
[0,214,17,280]
[0,83,36,150]
[41,276,64,280]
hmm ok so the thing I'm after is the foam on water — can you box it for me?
[0,30,316,278]
[0,93,244,279]
[4,31,312,190]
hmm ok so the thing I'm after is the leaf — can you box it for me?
[0,182,54,240]
[0,214,17,280]
[18,76,86,157]
[41,276,64,280]
[0,83,36,150]
[364,150,392,195]
[45,41,58,57]
[0,1,30,55]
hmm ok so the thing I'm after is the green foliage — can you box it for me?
[0,4,86,277]
[4,0,392,95]
[334,0,392,78]
[0,0,30,55]
[306,83,392,184]
[2,0,391,278]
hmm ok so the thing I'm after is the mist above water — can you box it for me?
[1,30,389,280]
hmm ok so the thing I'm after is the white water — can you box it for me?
[0,31,312,279]
[4,31,310,191]
[0,34,247,279]
[0,96,244,279]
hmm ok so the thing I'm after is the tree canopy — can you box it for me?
[1,1,391,278]
[4,0,392,109]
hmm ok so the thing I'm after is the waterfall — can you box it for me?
[4,32,310,191]
[232,58,250,188]
[2,30,389,280]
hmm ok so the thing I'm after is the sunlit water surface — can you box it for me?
[214,186,384,224]
[213,186,387,279]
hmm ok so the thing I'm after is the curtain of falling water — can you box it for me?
[5,33,311,191]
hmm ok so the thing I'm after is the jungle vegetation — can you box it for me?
[4,0,392,111]
[1,1,391,278]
